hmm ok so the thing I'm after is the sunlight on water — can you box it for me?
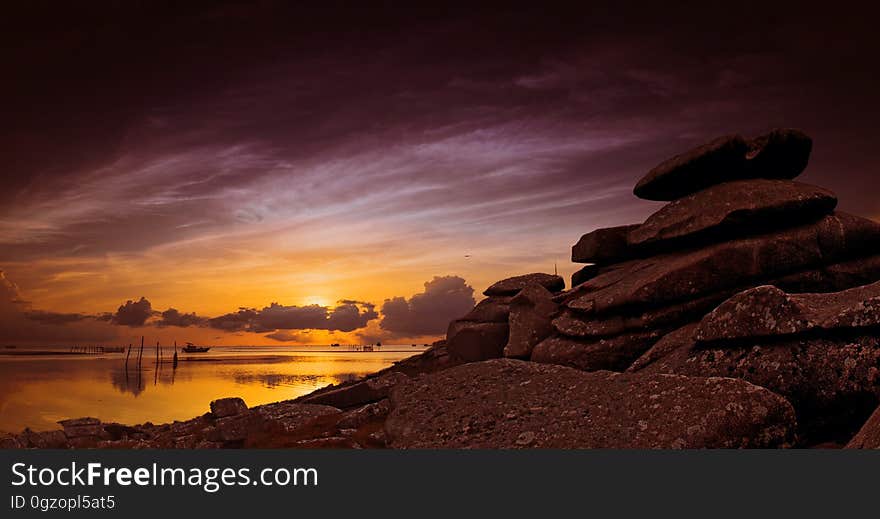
[0,345,425,432]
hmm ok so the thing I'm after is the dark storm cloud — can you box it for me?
[0,271,117,343]
[208,301,378,333]
[24,310,93,326]
[156,308,207,328]
[264,330,312,343]
[380,276,475,337]
[112,297,153,327]
[207,308,259,332]
[3,3,879,265]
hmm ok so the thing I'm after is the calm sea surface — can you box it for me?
[0,345,426,432]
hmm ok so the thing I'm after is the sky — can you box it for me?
[1,2,878,346]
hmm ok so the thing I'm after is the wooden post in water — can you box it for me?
[125,343,132,368]
[172,340,178,369]
[137,336,144,366]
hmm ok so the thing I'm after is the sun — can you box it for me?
[303,296,331,308]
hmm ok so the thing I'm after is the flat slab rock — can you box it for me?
[628,179,837,249]
[298,372,409,409]
[572,224,639,265]
[557,291,724,338]
[385,359,796,448]
[566,212,880,315]
[531,330,668,372]
[484,273,565,296]
[696,280,880,343]
[634,129,812,201]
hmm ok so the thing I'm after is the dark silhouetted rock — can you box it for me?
[571,264,600,287]
[571,224,638,264]
[639,334,880,443]
[210,397,248,418]
[484,273,565,296]
[846,406,880,449]
[633,130,812,201]
[504,283,558,358]
[566,213,880,315]
[746,128,812,179]
[628,180,837,249]
[461,296,511,322]
[298,372,408,409]
[530,329,667,372]
[446,321,509,362]
[695,281,880,344]
[386,359,795,448]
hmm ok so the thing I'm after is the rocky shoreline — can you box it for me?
[5,128,880,449]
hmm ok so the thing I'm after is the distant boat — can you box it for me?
[182,342,210,353]
[330,343,341,347]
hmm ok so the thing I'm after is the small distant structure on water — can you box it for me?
[182,342,210,353]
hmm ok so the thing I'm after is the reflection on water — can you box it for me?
[0,346,424,432]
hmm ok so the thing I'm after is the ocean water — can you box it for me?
[0,345,426,432]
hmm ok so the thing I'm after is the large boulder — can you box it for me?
[627,179,837,250]
[846,406,880,449]
[634,134,749,201]
[637,333,880,443]
[695,281,880,344]
[530,329,668,372]
[385,359,796,448]
[633,129,812,201]
[571,224,638,264]
[446,321,510,362]
[503,283,558,359]
[565,212,880,315]
[484,273,565,296]
[460,296,511,323]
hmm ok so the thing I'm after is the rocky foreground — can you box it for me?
[5,128,880,449]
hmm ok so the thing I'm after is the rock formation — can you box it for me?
[7,128,880,449]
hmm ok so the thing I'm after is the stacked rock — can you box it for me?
[530,129,880,373]
[443,128,880,445]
